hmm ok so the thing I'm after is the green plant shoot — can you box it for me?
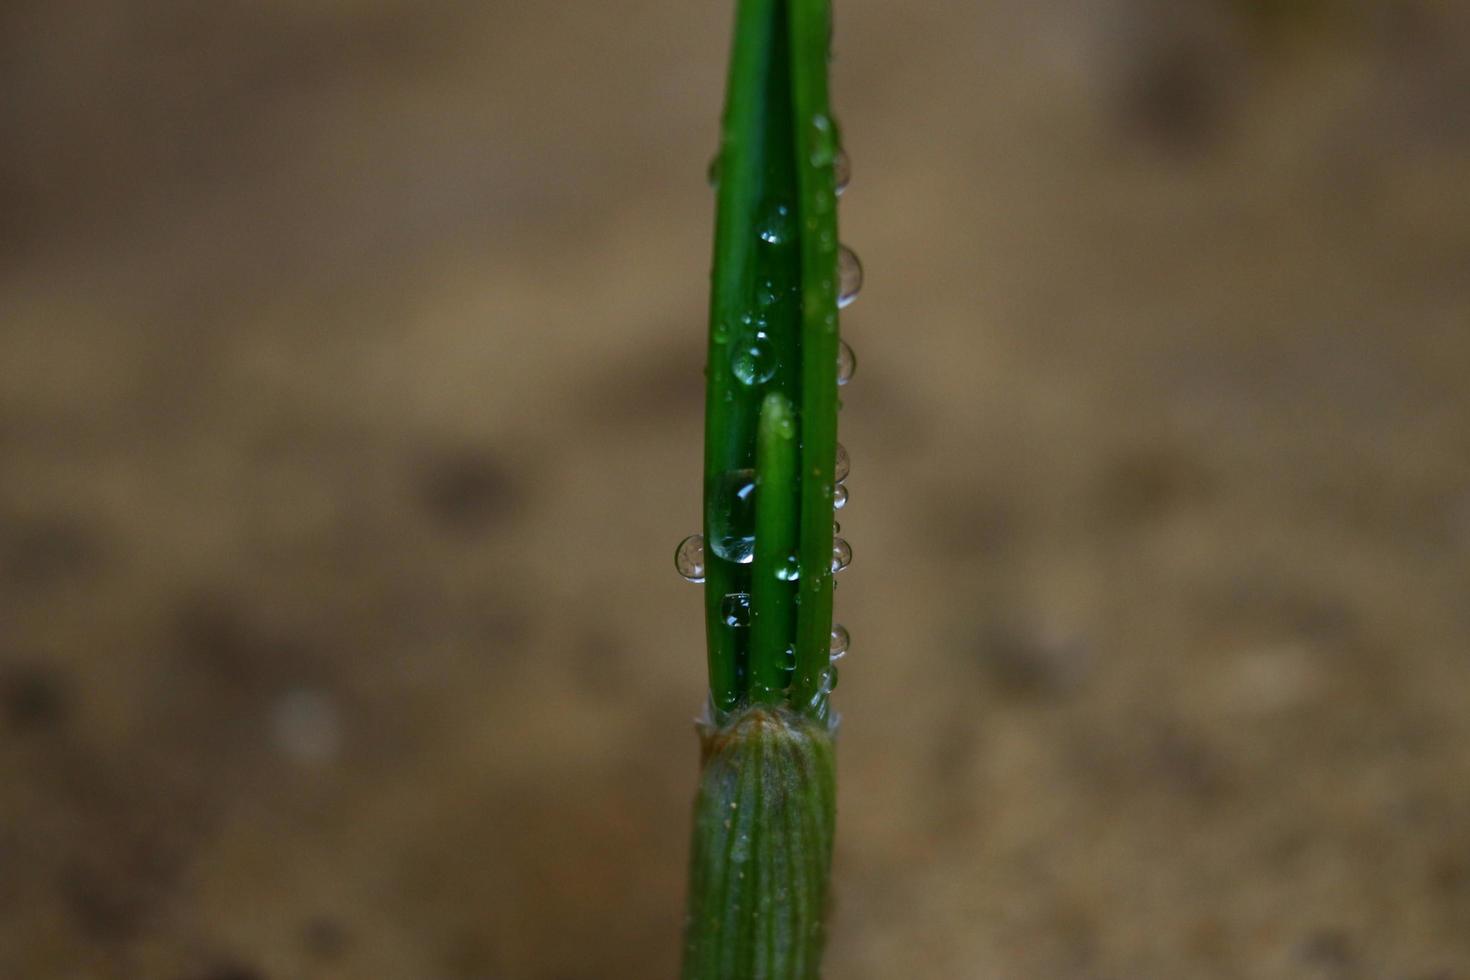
[678,0,858,975]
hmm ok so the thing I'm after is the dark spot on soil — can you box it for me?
[1293,928,1356,972]
[573,629,629,696]
[922,488,1021,560]
[0,514,106,587]
[976,622,1093,698]
[415,448,520,534]
[1,662,70,732]
[170,593,322,726]
[61,866,144,943]
[577,336,705,429]
[1430,851,1468,895]
[302,915,350,959]
[1119,31,1238,153]
[1152,724,1229,803]
[1094,447,1214,526]
[174,593,286,689]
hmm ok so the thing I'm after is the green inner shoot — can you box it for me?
[703,0,842,723]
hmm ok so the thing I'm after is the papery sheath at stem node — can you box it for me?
[682,705,837,980]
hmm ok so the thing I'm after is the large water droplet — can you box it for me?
[674,534,706,583]
[708,469,757,563]
[834,443,850,484]
[759,203,792,246]
[730,324,777,386]
[775,553,801,582]
[829,624,850,660]
[837,246,863,309]
[721,592,751,628]
[834,148,850,195]
[819,664,839,694]
[836,339,856,385]
[833,484,848,510]
[831,536,852,573]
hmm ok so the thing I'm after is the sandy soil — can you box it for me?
[2,1,1468,977]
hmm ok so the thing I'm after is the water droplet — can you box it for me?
[759,203,792,246]
[674,534,706,583]
[833,484,848,510]
[830,624,850,660]
[784,644,797,669]
[721,592,751,628]
[819,664,840,694]
[834,443,850,484]
[834,148,850,195]
[730,324,777,386]
[833,520,841,534]
[831,536,852,573]
[775,553,801,581]
[836,339,856,385]
[708,469,757,563]
[809,114,836,168]
[838,246,863,309]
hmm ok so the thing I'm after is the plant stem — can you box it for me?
[684,0,845,974]
[787,0,839,718]
[704,0,838,720]
[751,391,798,702]
[703,0,778,714]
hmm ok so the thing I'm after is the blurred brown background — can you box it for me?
[2,1,1469,978]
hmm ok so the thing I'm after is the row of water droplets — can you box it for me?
[710,154,861,391]
[678,136,861,692]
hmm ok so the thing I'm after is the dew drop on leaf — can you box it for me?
[674,534,706,583]
[831,536,852,573]
[837,245,863,308]
[830,624,850,660]
[708,470,757,563]
[721,592,751,628]
[730,326,777,386]
[834,148,850,196]
[836,339,856,385]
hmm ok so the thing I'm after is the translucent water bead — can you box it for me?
[721,592,751,628]
[831,536,852,573]
[837,246,863,309]
[758,203,792,246]
[834,443,850,484]
[674,534,706,583]
[708,469,757,563]
[730,323,777,386]
[834,148,850,196]
[836,339,856,386]
[833,484,848,510]
[829,624,850,660]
